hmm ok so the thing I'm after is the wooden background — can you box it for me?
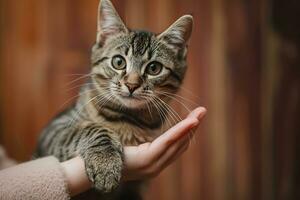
[0,0,299,199]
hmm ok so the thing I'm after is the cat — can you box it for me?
[35,0,193,199]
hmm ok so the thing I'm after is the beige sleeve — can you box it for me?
[0,156,70,200]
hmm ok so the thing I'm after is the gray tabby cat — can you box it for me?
[35,0,193,199]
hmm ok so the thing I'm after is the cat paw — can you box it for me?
[85,153,123,193]
[94,166,122,193]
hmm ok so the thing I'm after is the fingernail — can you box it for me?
[190,118,199,128]
[188,107,207,120]
[197,107,207,120]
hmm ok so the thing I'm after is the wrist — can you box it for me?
[61,156,92,196]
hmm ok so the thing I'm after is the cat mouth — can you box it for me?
[118,91,140,99]
[122,95,138,99]
[110,89,146,108]
[116,92,146,108]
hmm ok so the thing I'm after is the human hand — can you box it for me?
[122,106,207,181]
[61,107,207,196]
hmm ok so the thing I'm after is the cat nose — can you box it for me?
[124,72,142,94]
[125,82,139,94]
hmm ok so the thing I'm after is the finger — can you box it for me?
[165,118,207,166]
[146,107,206,165]
[122,136,188,181]
[161,140,189,170]
[147,109,208,174]
[145,118,196,165]
[158,106,206,146]
[152,133,191,172]
[187,107,207,120]
[149,107,206,153]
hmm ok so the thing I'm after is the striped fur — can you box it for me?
[35,0,193,199]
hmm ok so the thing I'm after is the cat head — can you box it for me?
[90,0,193,109]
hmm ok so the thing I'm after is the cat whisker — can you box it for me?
[60,83,113,116]
[64,73,92,87]
[178,86,203,102]
[153,95,181,126]
[140,95,164,122]
[144,98,153,120]
[147,98,165,133]
[155,92,192,113]
[154,92,195,145]
[141,93,172,131]
[156,91,199,106]
[64,82,98,93]
[59,88,99,110]
[141,92,196,143]
[94,93,115,113]
[67,91,111,128]
[153,95,197,145]
[63,73,90,76]
[144,96,168,133]
[153,98,173,129]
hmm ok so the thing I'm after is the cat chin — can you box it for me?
[117,96,146,109]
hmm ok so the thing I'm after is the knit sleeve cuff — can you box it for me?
[0,156,70,200]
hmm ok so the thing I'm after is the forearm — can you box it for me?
[0,156,70,200]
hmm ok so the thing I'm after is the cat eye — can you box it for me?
[145,62,163,76]
[111,55,126,70]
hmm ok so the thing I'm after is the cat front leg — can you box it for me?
[76,124,123,193]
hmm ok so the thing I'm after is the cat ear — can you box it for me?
[158,15,193,49]
[96,0,128,45]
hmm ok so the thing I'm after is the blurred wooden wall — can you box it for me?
[0,0,299,200]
